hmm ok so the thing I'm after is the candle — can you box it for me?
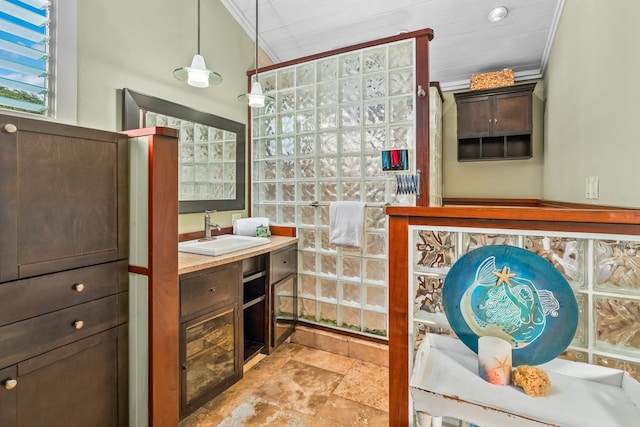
[477,336,512,386]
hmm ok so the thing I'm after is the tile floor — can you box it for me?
[180,342,389,426]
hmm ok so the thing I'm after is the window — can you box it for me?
[0,0,50,115]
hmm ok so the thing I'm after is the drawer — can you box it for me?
[270,245,297,284]
[0,260,127,328]
[180,262,240,320]
[0,294,124,369]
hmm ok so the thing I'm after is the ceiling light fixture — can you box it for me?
[238,0,273,108]
[488,6,508,23]
[173,0,222,87]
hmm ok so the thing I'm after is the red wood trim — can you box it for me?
[148,134,180,425]
[128,265,149,276]
[121,126,179,138]
[443,197,542,207]
[269,225,296,237]
[247,28,434,76]
[385,206,640,225]
[415,33,430,207]
[539,199,636,210]
[388,215,410,426]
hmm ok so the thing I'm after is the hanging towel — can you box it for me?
[329,201,366,248]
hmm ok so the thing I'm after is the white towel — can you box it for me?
[329,201,366,248]
[233,217,270,236]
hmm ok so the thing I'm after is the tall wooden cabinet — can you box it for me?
[0,114,128,426]
[454,83,536,161]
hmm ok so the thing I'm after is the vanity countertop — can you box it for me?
[178,235,298,275]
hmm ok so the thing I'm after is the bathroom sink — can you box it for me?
[178,235,270,256]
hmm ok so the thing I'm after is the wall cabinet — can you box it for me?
[0,114,128,426]
[454,83,536,161]
[179,262,242,418]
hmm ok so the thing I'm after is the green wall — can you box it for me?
[543,0,640,208]
[76,0,255,229]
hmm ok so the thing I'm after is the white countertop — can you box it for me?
[178,235,298,275]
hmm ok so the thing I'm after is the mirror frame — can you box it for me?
[122,88,246,213]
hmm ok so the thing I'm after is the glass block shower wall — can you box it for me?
[251,39,418,338]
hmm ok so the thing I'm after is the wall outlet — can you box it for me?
[586,176,599,199]
[231,213,241,222]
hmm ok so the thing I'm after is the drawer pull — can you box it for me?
[73,320,84,329]
[3,379,17,390]
[2,123,17,133]
[208,287,216,293]
[74,283,85,292]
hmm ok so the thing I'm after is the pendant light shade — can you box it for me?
[238,0,273,107]
[173,0,222,87]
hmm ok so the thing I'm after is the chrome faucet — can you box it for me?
[201,210,220,241]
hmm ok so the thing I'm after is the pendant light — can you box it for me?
[173,0,222,87]
[238,0,273,107]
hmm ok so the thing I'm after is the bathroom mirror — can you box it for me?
[122,88,245,213]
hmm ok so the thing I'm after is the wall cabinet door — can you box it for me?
[0,114,128,283]
[493,90,533,136]
[456,95,491,138]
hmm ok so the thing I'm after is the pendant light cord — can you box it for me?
[197,0,201,54]
[254,0,259,76]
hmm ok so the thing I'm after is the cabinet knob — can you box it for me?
[73,320,84,329]
[2,124,17,133]
[74,283,85,292]
[208,287,216,293]
[3,379,17,390]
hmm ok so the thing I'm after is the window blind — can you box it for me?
[0,0,50,115]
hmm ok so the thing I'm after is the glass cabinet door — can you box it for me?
[181,305,240,412]
[272,275,297,347]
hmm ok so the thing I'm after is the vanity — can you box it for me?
[177,236,298,418]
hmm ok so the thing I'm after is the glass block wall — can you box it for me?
[251,39,418,338]
[409,226,640,382]
[143,111,238,201]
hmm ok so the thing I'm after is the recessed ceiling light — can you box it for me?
[488,6,508,22]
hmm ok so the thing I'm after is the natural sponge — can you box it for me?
[512,365,551,397]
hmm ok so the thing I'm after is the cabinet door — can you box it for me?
[455,96,491,138]
[16,328,124,427]
[493,91,532,136]
[180,304,241,417]
[271,275,297,348]
[0,114,128,283]
[0,366,17,427]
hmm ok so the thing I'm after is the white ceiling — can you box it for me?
[221,0,565,91]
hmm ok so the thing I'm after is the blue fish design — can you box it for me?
[460,256,560,348]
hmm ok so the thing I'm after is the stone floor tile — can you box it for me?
[292,345,357,374]
[253,359,344,415]
[333,360,389,412]
[312,395,389,426]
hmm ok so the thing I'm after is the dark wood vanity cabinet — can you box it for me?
[268,244,298,352]
[0,114,128,426]
[454,83,536,161]
[179,262,243,418]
